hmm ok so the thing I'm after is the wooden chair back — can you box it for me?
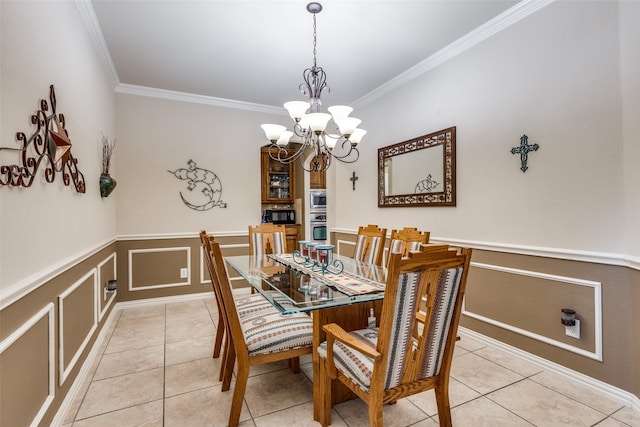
[353,224,387,266]
[248,223,286,255]
[386,227,430,267]
[208,239,313,427]
[199,231,229,370]
[320,244,472,426]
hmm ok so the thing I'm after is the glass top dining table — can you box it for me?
[225,253,387,315]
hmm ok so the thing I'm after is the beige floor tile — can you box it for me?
[93,344,164,380]
[408,417,440,426]
[118,304,166,320]
[333,396,428,427]
[594,417,634,426]
[165,357,222,397]
[450,352,523,394]
[455,334,487,352]
[406,377,482,416]
[530,371,624,415]
[76,368,164,420]
[611,405,640,425]
[451,396,533,426]
[165,318,215,344]
[474,346,544,377]
[488,379,607,426]
[71,399,163,426]
[164,384,251,426]
[243,367,314,418]
[104,326,165,354]
[165,334,216,366]
[253,401,347,427]
[114,314,166,334]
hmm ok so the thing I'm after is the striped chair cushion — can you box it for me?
[241,310,313,355]
[318,267,463,391]
[317,328,378,391]
[235,293,281,318]
[354,235,382,264]
[389,239,422,256]
[252,232,285,255]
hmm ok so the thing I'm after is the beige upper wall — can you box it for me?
[620,0,640,259]
[331,1,636,261]
[114,94,285,236]
[0,1,117,294]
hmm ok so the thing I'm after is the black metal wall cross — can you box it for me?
[350,171,358,190]
[511,134,539,172]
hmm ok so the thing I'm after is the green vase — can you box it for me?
[99,173,117,198]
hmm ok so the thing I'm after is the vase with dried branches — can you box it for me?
[99,135,117,198]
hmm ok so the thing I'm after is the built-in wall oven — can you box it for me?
[309,190,326,212]
[309,212,327,242]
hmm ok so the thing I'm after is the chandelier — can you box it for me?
[260,2,366,172]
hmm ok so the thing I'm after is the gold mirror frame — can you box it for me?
[378,126,456,207]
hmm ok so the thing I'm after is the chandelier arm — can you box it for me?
[267,144,307,165]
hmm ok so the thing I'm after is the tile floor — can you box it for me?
[62,296,640,426]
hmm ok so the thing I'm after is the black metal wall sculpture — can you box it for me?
[0,85,86,192]
[415,173,440,193]
[511,134,539,172]
[168,160,227,211]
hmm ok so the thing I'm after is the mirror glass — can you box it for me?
[378,127,456,207]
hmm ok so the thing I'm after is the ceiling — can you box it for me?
[89,0,521,110]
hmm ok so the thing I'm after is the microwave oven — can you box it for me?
[310,190,326,212]
[264,209,296,225]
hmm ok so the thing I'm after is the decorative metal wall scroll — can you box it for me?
[168,159,227,210]
[0,85,86,192]
[511,134,539,172]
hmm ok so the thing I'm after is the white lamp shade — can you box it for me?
[349,128,367,144]
[306,113,332,133]
[325,135,338,148]
[327,105,353,121]
[261,124,286,142]
[298,116,310,131]
[284,101,310,120]
[276,130,293,146]
[336,117,361,136]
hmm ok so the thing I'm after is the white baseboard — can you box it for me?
[458,326,640,414]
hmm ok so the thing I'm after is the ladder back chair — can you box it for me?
[317,244,472,427]
[248,223,286,255]
[353,224,387,266]
[200,231,281,383]
[208,239,314,427]
[386,227,430,267]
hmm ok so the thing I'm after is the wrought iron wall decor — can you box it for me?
[511,134,539,172]
[168,159,227,210]
[378,126,456,207]
[0,85,86,192]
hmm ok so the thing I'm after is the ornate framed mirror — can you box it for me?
[378,126,456,207]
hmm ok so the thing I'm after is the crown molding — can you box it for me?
[75,0,120,89]
[352,0,556,108]
[114,84,285,115]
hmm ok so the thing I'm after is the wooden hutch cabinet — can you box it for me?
[261,146,295,203]
[260,146,300,252]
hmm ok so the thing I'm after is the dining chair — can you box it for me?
[200,231,282,382]
[353,224,387,266]
[386,227,430,267]
[208,239,314,427]
[317,244,472,427]
[248,223,286,255]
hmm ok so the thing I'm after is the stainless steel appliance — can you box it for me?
[309,212,327,242]
[309,190,326,212]
[264,209,296,224]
